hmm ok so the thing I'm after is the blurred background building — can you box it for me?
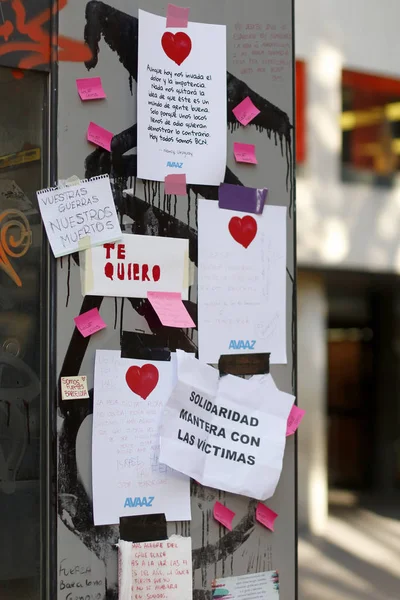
[296,1,400,598]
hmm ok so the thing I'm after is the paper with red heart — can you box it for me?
[137,9,227,186]
[228,215,257,248]
[92,351,191,525]
[125,364,160,399]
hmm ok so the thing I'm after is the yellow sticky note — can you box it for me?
[61,376,89,400]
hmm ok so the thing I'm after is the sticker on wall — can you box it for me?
[80,233,189,299]
[137,9,227,185]
[92,351,190,524]
[198,199,287,365]
[36,175,121,258]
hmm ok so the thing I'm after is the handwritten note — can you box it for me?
[232,96,260,126]
[286,405,305,436]
[256,502,278,531]
[166,4,189,27]
[198,199,287,365]
[212,571,279,600]
[92,350,190,525]
[76,77,106,100]
[213,501,235,531]
[87,122,114,151]
[119,536,192,600]
[137,9,227,185]
[61,376,89,400]
[164,174,187,196]
[147,291,195,328]
[74,308,106,337]
[233,142,258,164]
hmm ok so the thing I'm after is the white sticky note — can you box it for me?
[81,234,189,299]
[61,376,90,400]
[36,175,121,257]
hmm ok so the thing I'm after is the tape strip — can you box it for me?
[164,173,187,196]
[166,3,189,27]
[218,353,270,376]
[79,237,93,296]
[218,183,268,215]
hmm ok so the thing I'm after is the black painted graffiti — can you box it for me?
[58,2,294,598]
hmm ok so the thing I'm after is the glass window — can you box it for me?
[341,68,400,187]
[0,66,47,600]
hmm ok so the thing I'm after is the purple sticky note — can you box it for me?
[213,501,235,531]
[286,405,305,436]
[232,96,260,126]
[76,77,106,101]
[256,503,278,531]
[166,4,189,27]
[74,308,107,338]
[164,174,187,196]
[147,292,195,328]
[233,142,258,164]
[87,122,114,151]
[219,183,267,215]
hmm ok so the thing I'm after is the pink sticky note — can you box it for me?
[147,292,195,328]
[213,501,235,531]
[166,3,189,27]
[76,77,106,101]
[87,122,114,151]
[286,405,305,436]
[232,96,260,126]
[164,174,187,196]
[74,308,107,338]
[256,503,278,531]
[233,142,258,164]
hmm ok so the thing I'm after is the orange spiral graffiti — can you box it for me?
[0,208,31,287]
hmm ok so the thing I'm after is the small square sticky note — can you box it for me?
[233,142,258,164]
[61,376,90,400]
[256,503,278,531]
[232,96,260,126]
[164,174,187,196]
[74,308,106,338]
[147,291,195,328]
[213,501,235,531]
[87,122,114,151]
[286,405,305,436]
[76,77,106,101]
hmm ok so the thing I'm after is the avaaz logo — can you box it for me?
[166,161,183,168]
[124,496,155,508]
[229,340,256,350]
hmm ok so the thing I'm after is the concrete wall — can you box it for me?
[295,0,400,273]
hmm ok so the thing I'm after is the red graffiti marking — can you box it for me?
[0,0,92,70]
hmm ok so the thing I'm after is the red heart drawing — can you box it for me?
[161,32,192,66]
[125,364,159,400]
[228,216,258,248]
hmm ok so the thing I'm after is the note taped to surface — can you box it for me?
[137,9,227,185]
[212,571,279,600]
[81,233,189,299]
[36,175,121,258]
[92,351,190,525]
[198,199,287,364]
[118,536,192,600]
[159,351,294,500]
[61,376,89,400]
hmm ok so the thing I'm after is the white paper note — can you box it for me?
[92,351,191,525]
[118,536,192,600]
[159,351,294,500]
[36,175,121,257]
[198,200,287,364]
[212,571,279,600]
[81,233,189,298]
[137,9,227,185]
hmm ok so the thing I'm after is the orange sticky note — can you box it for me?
[232,96,260,126]
[76,77,106,100]
[147,291,195,328]
[164,174,187,196]
[74,308,106,337]
[213,501,235,531]
[256,502,278,531]
[61,376,90,401]
[233,142,258,164]
[286,405,305,436]
[87,122,113,151]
